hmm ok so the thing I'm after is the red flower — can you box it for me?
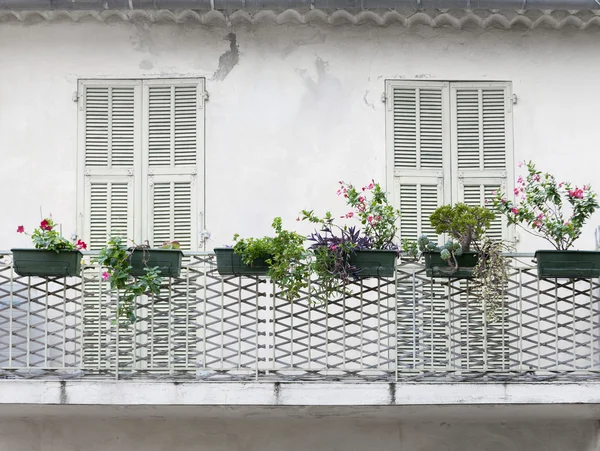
[76,239,87,250]
[16,225,24,233]
[40,219,52,231]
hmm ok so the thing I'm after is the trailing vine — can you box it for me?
[96,236,162,324]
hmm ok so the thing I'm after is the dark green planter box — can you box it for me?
[214,248,270,276]
[423,251,478,279]
[128,249,183,278]
[349,249,397,278]
[11,249,83,277]
[535,250,600,278]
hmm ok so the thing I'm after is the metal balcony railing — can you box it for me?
[0,251,598,382]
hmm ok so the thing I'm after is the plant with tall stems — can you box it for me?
[493,161,599,250]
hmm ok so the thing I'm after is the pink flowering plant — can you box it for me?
[17,217,87,252]
[493,161,599,250]
[300,180,400,299]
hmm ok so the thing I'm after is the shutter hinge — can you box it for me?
[72,92,80,103]
[381,92,387,103]
[512,94,518,105]
[200,91,209,109]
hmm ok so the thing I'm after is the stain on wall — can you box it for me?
[212,33,240,81]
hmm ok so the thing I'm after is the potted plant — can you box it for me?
[214,217,310,301]
[301,180,400,283]
[408,203,510,320]
[97,236,163,323]
[127,240,183,278]
[12,217,87,277]
[493,161,600,278]
[418,203,495,279]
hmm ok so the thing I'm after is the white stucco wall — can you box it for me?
[0,417,595,451]
[1,19,599,251]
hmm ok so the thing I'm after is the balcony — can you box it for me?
[0,251,599,383]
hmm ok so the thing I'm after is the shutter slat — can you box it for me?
[399,183,440,242]
[84,86,135,168]
[393,87,444,170]
[148,84,198,168]
[456,87,507,172]
[151,181,193,250]
[89,181,132,250]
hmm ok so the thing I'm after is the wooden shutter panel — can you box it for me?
[451,82,513,242]
[85,180,134,250]
[83,85,137,168]
[149,179,195,250]
[147,81,200,168]
[78,80,141,246]
[453,84,511,174]
[386,81,451,243]
[143,79,203,250]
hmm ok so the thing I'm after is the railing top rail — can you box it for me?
[0,250,541,258]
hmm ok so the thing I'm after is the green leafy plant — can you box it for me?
[96,237,162,324]
[233,217,310,301]
[410,204,509,320]
[300,180,400,302]
[17,217,87,252]
[493,161,599,250]
[430,203,495,253]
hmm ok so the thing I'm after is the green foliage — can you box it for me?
[401,238,419,259]
[493,161,599,250]
[233,218,310,301]
[160,241,181,250]
[430,203,495,252]
[96,237,163,324]
[18,217,86,253]
[415,203,509,321]
[342,181,401,249]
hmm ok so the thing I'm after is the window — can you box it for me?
[385,80,514,243]
[76,79,205,251]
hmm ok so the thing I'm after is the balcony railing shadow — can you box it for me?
[0,251,598,382]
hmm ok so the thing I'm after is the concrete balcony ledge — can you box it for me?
[3,380,600,407]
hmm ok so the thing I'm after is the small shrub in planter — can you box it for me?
[493,161,600,278]
[408,203,510,320]
[12,217,87,277]
[418,203,497,278]
[216,217,310,301]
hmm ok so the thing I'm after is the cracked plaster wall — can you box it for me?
[0,417,596,451]
[1,21,600,250]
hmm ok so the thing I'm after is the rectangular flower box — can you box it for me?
[423,251,478,279]
[535,250,600,278]
[11,249,83,277]
[214,248,270,276]
[128,249,184,278]
[348,249,397,278]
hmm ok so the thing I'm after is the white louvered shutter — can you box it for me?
[450,83,513,372]
[143,79,203,250]
[386,81,451,243]
[451,82,514,242]
[386,81,453,372]
[78,80,140,248]
[77,81,141,371]
[141,80,204,372]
